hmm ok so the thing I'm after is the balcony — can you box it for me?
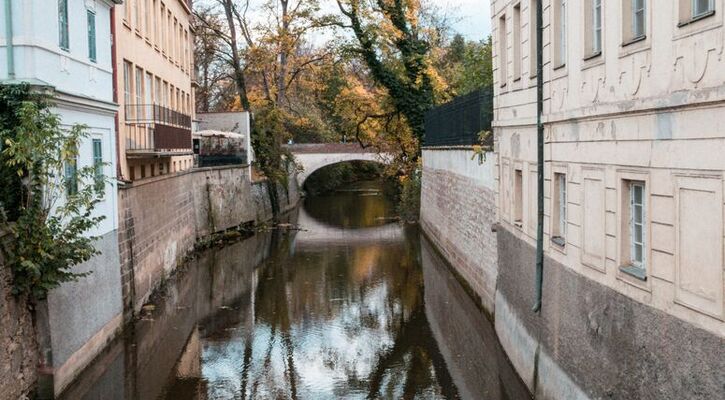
[124,104,192,156]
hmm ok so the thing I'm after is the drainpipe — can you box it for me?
[533,0,545,313]
[4,0,15,80]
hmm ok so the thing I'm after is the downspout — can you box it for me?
[4,0,15,80]
[110,6,123,181]
[533,0,545,313]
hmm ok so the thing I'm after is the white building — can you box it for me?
[492,0,725,398]
[1,0,124,396]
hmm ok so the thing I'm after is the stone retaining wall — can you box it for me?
[0,241,37,400]
[420,148,499,313]
[118,165,299,317]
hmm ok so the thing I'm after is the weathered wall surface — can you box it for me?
[37,230,123,397]
[0,238,38,400]
[495,227,725,400]
[420,148,499,313]
[118,165,299,317]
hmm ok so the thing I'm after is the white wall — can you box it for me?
[0,0,119,236]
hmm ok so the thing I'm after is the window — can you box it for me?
[135,0,142,32]
[58,0,69,50]
[513,4,522,80]
[146,0,152,39]
[87,10,97,62]
[64,150,77,196]
[693,0,715,18]
[529,0,538,77]
[498,14,508,86]
[135,67,144,119]
[553,173,567,246]
[145,72,153,104]
[93,139,104,191]
[161,4,166,53]
[621,181,647,280]
[633,0,646,39]
[554,0,567,67]
[592,0,602,54]
[514,169,523,225]
[124,61,133,118]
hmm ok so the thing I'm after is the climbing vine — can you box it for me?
[0,84,105,299]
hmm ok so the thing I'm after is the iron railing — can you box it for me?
[124,104,192,152]
[424,87,493,147]
[125,104,192,129]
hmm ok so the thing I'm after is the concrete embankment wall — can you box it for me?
[420,149,725,399]
[420,148,499,313]
[118,164,299,317]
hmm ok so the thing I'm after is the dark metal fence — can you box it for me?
[424,87,493,147]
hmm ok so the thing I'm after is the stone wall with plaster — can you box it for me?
[118,165,299,318]
[420,148,499,313]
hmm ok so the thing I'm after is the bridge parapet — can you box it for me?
[284,143,377,154]
[287,143,391,187]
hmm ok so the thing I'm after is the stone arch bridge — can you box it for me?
[285,143,392,187]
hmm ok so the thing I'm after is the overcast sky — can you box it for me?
[443,0,491,40]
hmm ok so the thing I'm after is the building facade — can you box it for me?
[493,0,725,398]
[1,0,124,396]
[113,0,195,181]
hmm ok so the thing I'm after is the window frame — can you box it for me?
[92,138,104,191]
[514,168,524,226]
[552,172,567,247]
[619,178,648,282]
[87,9,97,62]
[693,0,715,18]
[554,0,567,68]
[592,0,602,54]
[498,13,508,87]
[58,0,70,50]
[64,149,78,196]
[632,0,646,40]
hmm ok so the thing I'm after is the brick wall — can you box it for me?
[0,233,38,400]
[420,148,499,313]
[118,165,299,317]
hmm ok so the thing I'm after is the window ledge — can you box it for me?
[553,63,566,71]
[619,264,647,281]
[551,236,566,247]
[622,35,647,48]
[583,51,602,61]
[513,220,523,229]
[678,10,716,28]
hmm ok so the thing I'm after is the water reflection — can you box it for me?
[60,180,530,400]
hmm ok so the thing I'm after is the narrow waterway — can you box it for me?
[60,180,530,400]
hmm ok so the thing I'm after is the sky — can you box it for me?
[442,0,491,40]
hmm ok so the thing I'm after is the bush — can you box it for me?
[0,84,105,299]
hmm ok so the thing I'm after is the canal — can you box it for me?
[60,181,531,400]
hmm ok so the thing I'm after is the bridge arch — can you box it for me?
[286,144,392,187]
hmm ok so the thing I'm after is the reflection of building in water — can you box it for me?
[421,236,530,400]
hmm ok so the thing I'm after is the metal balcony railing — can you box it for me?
[124,104,192,153]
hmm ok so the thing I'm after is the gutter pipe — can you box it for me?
[4,0,14,79]
[533,0,545,313]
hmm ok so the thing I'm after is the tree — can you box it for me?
[335,0,438,144]
[0,84,105,299]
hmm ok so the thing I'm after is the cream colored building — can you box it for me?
[114,0,195,180]
[493,0,725,339]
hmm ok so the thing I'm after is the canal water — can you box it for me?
[60,181,531,400]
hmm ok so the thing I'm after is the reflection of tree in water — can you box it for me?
[233,224,459,399]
